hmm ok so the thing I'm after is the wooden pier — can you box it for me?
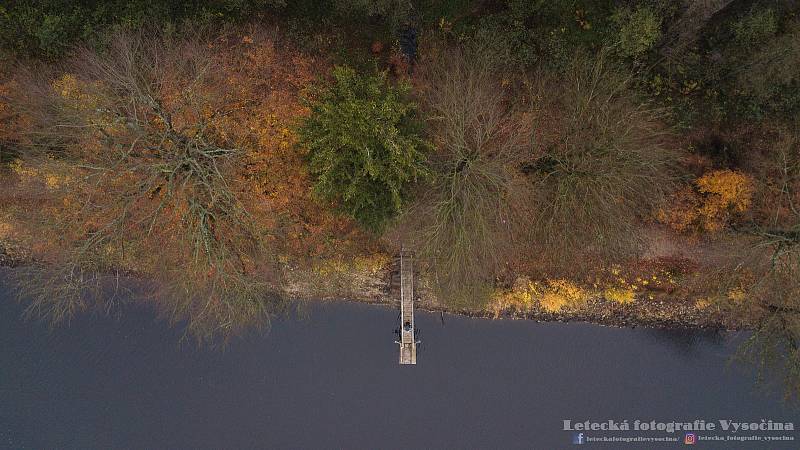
[398,250,417,365]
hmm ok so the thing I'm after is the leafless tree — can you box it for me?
[521,51,679,273]
[6,30,283,344]
[708,125,800,400]
[399,42,530,307]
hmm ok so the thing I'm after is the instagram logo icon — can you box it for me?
[684,433,697,445]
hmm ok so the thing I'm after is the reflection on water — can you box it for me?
[0,272,799,448]
[641,327,729,357]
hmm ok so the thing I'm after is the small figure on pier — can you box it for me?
[397,249,419,364]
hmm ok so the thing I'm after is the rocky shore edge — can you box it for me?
[1,241,742,332]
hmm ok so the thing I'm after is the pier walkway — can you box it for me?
[398,250,417,364]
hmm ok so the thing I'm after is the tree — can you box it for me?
[6,30,284,344]
[298,65,428,232]
[610,5,663,60]
[400,43,530,307]
[657,169,755,233]
[522,51,678,270]
[705,125,800,400]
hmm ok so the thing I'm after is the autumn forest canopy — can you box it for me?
[1,0,800,393]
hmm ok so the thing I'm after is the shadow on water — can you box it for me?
[640,327,729,357]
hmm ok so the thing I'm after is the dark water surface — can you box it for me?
[1,273,798,449]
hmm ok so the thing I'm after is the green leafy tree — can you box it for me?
[611,5,662,59]
[299,65,428,231]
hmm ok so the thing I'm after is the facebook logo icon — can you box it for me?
[573,432,585,444]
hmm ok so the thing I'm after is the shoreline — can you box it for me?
[0,243,742,333]
[320,295,738,332]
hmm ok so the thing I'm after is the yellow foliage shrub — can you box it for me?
[490,278,537,317]
[657,169,754,233]
[695,170,754,232]
[539,279,589,313]
[604,287,636,304]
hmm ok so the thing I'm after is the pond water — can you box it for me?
[1,273,798,449]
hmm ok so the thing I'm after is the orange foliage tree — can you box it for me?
[658,169,755,233]
[3,29,359,343]
[3,27,383,342]
[213,28,374,260]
